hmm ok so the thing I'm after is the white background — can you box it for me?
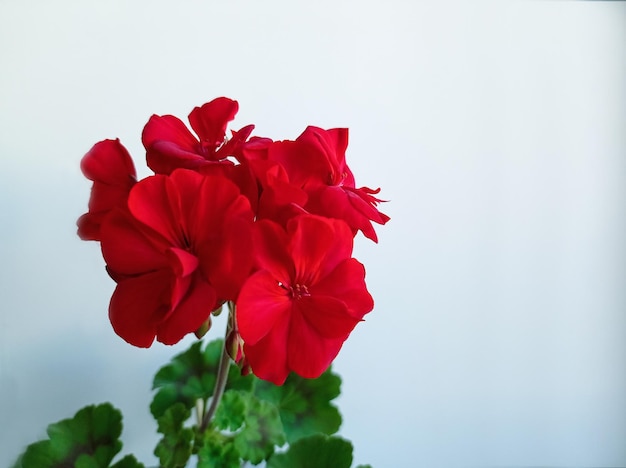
[1,1,625,466]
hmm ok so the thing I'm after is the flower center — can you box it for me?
[279,282,310,300]
[328,171,348,186]
[198,136,228,158]
[291,284,310,299]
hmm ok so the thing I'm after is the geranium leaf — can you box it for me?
[266,434,353,468]
[254,367,342,443]
[213,389,247,432]
[199,389,285,466]
[233,393,286,464]
[196,432,240,468]
[150,340,222,419]
[110,455,145,468]
[150,339,254,420]
[15,403,132,468]
[154,403,194,468]
[226,360,255,392]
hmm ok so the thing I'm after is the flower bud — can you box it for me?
[225,328,244,363]
[194,316,212,339]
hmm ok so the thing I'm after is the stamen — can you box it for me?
[290,283,310,299]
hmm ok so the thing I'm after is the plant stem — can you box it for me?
[200,302,233,431]
[195,398,204,427]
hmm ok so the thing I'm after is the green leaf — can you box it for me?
[17,403,124,468]
[150,339,254,421]
[213,389,247,432]
[154,403,194,468]
[196,432,240,468]
[267,434,353,468]
[198,389,286,466]
[355,465,373,468]
[255,367,342,443]
[233,393,286,464]
[75,455,102,468]
[225,360,255,393]
[110,455,145,468]
[151,341,222,420]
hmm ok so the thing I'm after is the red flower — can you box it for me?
[236,215,373,385]
[100,169,254,347]
[142,97,254,175]
[266,126,390,242]
[77,139,137,241]
[78,98,387,372]
[240,136,310,225]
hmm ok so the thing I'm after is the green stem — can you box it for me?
[195,398,204,427]
[200,302,233,431]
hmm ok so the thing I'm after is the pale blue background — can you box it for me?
[1,1,625,467]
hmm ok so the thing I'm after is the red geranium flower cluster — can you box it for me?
[78,97,389,384]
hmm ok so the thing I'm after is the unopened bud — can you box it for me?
[194,316,212,339]
[225,328,245,363]
[211,303,224,317]
[239,357,252,377]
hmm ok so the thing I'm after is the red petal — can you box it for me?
[127,174,183,246]
[142,114,201,174]
[142,114,199,153]
[207,215,254,301]
[80,139,136,185]
[186,173,247,243]
[252,220,294,281]
[188,97,238,147]
[287,215,353,285]
[168,169,208,230]
[257,184,309,227]
[287,311,345,379]
[87,182,131,214]
[186,174,254,299]
[217,163,260,214]
[307,186,387,242]
[346,186,390,224]
[147,141,213,174]
[236,270,292,346]
[156,275,216,345]
[166,247,199,278]
[296,126,350,186]
[76,212,100,241]
[100,209,169,275]
[311,258,374,319]
[169,271,193,312]
[243,312,291,385]
[216,124,255,162]
[251,159,290,188]
[267,140,329,189]
[240,136,273,162]
[78,139,137,241]
[108,270,173,347]
[295,296,359,340]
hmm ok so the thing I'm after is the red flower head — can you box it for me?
[77,139,137,241]
[78,98,388,382]
[266,126,390,242]
[236,215,374,385]
[142,97,254,175]
[100,169,254,347]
